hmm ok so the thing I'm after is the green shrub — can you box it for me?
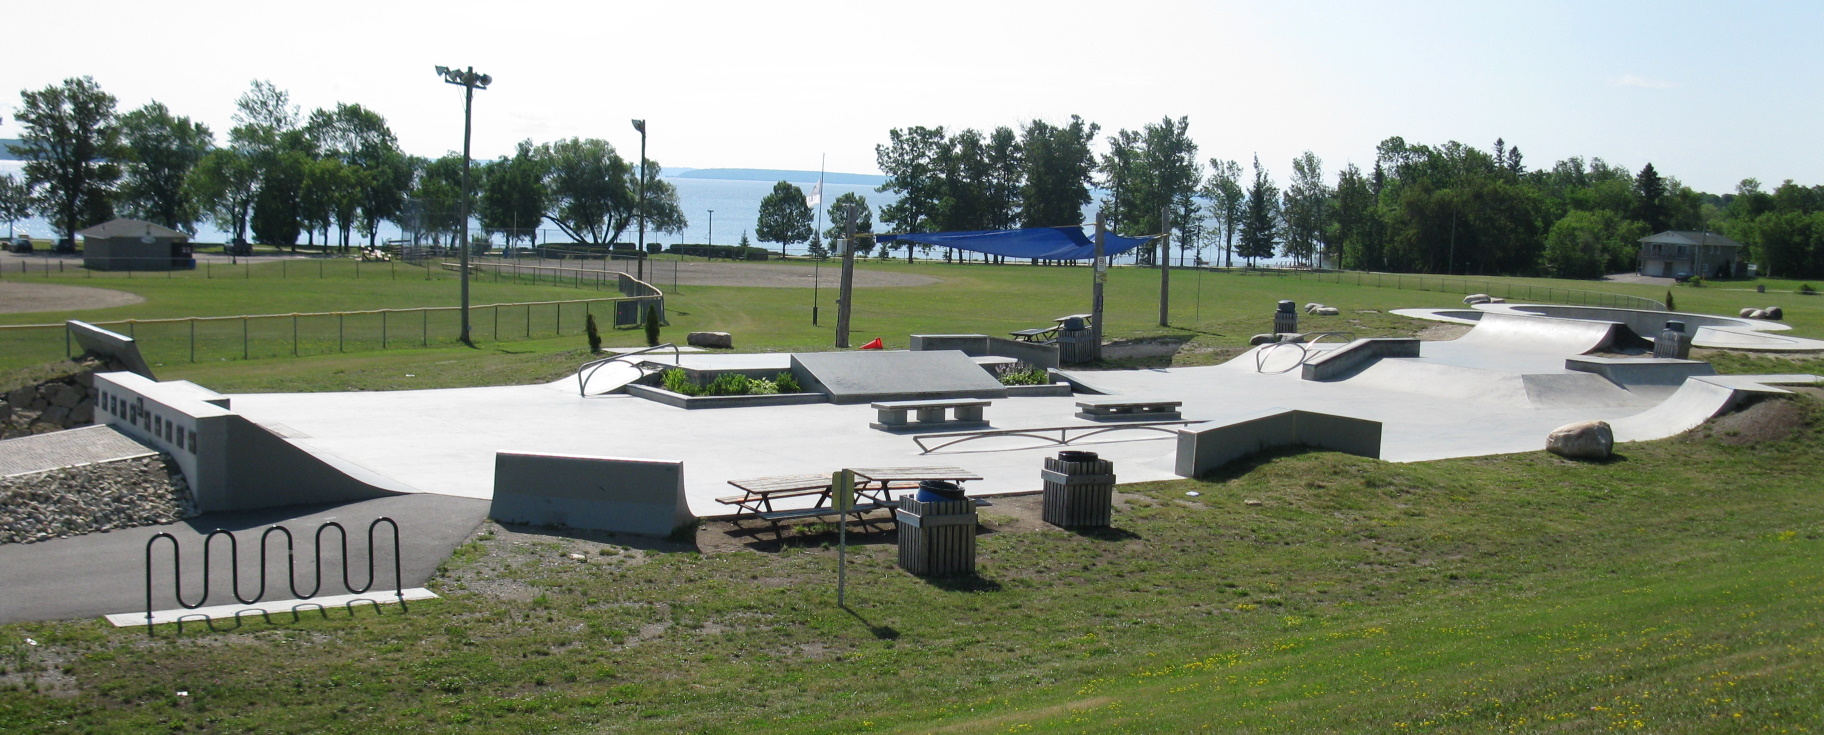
[643,304,661,347]
[584,313,602,354]
[703,373,752,396]
[1802,284,1818,295]
[995,364,1051,386]
[748,378,779,395]
[774,372,802,393]
[661,369,697,396]
[1689,275,1706,288]
[1665,290,1675,312]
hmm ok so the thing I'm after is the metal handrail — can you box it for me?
[913,420,1201,454]
[1254,332,1354,374]
[577,343,680,395]
[143,517,404,635]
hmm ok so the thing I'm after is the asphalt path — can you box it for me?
[0,493,488,625]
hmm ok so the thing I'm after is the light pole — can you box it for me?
[707,209,714,249]
[436,65,491,346]
[631,119,647,281]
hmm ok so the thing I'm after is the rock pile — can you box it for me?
[0,455,194,545]
[1,358,120,440]
[1739,306,1783,320]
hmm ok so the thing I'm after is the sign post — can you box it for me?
[832,469,855,606]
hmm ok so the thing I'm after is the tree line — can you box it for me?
[871,117,1824,279]
[1,77,685,251]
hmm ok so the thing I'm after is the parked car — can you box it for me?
[6,236,31,253]
[1673,271,1692,283]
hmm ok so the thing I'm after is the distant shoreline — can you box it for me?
[674,168,884,186]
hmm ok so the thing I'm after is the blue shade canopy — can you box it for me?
[877,226,1155,260]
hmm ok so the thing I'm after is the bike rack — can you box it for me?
[143,517,403,635]
[576,342,681,395]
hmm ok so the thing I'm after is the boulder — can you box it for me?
[1304,303,1322,314]
[1764,306,1783,320]
[1546,420,1613,460]
[687,331,733,349]
[48,383,83,409]
[1314,306,1340,316]
[1249,333,1279,346]
[1464,293,1492,305]
[1740,307,1757,318]
[1488,297,1505,303]
[1748,309,1768,320]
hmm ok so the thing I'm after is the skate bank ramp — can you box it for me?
[791,350,1008,404]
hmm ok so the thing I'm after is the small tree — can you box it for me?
[643,303,661,347]
[755,180,813,256]
[1665,290,1675,312]
[584,312,602,353]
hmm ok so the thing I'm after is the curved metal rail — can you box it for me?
[1254,331,1356,374]
[912,420,1200,454]
[143,517,403,635]
[576,342,680,395]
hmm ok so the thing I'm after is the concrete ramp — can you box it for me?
[791,350,1008,404]
[1451,311,1631,354]
[1607,375,1821,442]
[573,360,649,395]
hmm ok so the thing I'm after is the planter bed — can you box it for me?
[623,383,827,410]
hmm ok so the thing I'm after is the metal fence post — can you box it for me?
[421,310,427,347]
[242,317,249,360]
[293,315,299,356]
[382,312,388,349]
[189,319,195,363]
[338,313,344,352]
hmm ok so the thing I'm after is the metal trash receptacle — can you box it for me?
[1654,320,1693,360]
[896,486,976,576]
[1042,450,1115,528]
[1273,300,1298,334]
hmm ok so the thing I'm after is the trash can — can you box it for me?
[1058,318,1094,365]
[896,487,977,576]
[1042,450,1115,528]
[1273,300,1298,335]
[1654,320,1693,360]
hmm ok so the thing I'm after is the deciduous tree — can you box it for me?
[1202,158,1244,267]
[755,180,813,255]
[1018,116,1098,229]
[11,76,123,241]
[118,101,212,232]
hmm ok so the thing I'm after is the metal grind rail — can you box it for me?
[913,420,1202,454]
[576,343,681,395]
[1254,331,1355,374]
[143,517,403,634]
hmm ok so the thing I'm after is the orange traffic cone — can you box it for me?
[860,338,884,350]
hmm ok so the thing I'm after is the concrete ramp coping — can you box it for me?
[1300,338,1421,381]
[1564,356,1716,389]
[1175,408,1383,477]
[67,320,155,380]
[490,452,695,538]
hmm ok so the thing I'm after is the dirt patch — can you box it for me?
[1689,397,1811,446]
[0,282,144,314]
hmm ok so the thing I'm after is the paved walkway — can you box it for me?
[0,425,156,477]
[0,493,488,624]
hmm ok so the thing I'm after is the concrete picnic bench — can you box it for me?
[1074,397,1183,421]
[870,398,991,431]
[715,466,985,533]
[1009,314,1097,343]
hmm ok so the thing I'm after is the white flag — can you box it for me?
[805,181,822,209]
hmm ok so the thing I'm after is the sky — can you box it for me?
[4,0,1820,195]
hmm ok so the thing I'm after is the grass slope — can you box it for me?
[2,397,1819,733]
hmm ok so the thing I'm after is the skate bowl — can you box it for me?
[1394,303,1824,352]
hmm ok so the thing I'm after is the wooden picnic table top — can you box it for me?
[1054,313,1094,323]
[724,473,832,496]
[849,466,984,484]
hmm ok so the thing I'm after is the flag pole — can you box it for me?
[812,154,826,325]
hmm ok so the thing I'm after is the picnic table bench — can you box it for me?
[1074,397,1184,421]
[1009,326,1058,342]
[870,398,991,432]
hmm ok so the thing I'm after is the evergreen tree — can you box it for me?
[1238,155,1280,265]
[1634,162,1670,233]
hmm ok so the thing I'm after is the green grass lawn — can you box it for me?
[2,396,1819,733]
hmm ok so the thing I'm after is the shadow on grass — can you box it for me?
[921,573,1003,592]
[841,606,901,640]
[1069,525,1143,541]
[494,522,699,554]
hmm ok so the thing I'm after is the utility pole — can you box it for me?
[1092,212,1106,362]
[835,206,859,348]
[632,119,647,281]
[1158,205,1171,327]
[435,65,491,346]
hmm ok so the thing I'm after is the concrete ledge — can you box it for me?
[1300,338,1420,381]
[622,383,827,409]
[1004,383,1073,397]
[491,452,694,538]
[911,333,1060,369]
[1565,356,1716,388]
[106,588,438,627]
[1175,408,1382,477]
[67,320,155,379]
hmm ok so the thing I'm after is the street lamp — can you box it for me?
[631,119,647,281]
[707,209,714,248]
[436,65,491,346]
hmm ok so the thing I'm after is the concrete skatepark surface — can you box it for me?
[1396,303,1824,352]
[218,307,1820,516]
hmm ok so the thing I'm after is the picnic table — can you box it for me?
[716,466,985,531]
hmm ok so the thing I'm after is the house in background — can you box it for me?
[79,219,194,271]
[1637,230,1745,279]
